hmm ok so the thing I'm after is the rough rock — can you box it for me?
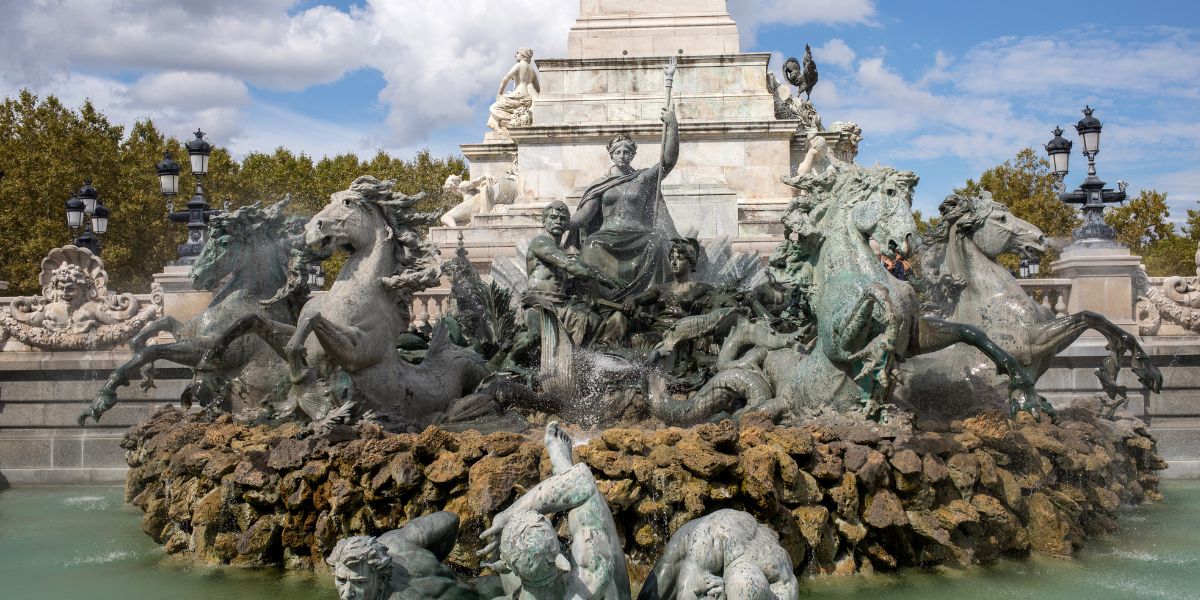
[121,405,1164,579]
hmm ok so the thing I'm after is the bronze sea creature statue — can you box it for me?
[197,176,488,429]
[908,191,1162,417]
[79,197,304,425]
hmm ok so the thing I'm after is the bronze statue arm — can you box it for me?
[659,106,680,178]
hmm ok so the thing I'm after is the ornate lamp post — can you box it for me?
[1045,106,1127,244]
[161,129,223,263]
[306,263,326,289]
[64,179,110,255]
[1018,255,1041,278]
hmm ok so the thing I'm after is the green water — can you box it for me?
[1,482,1198,600]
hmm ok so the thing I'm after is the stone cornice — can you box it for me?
[507,119,806,143]
[536,53,771,71]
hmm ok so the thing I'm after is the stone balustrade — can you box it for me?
[410,290,453,332]
[1016,279,1073,317]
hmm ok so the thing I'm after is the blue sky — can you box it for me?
[2,0,1198,220]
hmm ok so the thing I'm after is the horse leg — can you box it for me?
[914,317,1056,419]
[80,340,208,425]
[305,313,376,371]
[128,315,182,390]
[200,314,296,373]
[1031,311,1163,399]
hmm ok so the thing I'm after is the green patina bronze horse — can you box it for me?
[79,198,304,425]
[908,192,1161,418]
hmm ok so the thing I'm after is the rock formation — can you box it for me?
[122,398,1164,578]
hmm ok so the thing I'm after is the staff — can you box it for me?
[655,56,678,214]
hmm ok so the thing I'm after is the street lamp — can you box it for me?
[306,263,326,289]
[163,129,223,263]
[64,179,109,255]
[1044,106,1127,243]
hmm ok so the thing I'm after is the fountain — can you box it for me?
[108,38,1167,600]
[0,2,1171,599]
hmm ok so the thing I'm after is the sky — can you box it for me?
[1,0,1199,221]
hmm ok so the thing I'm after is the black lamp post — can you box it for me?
[306,263,326,289]
[1018,255,1041,278]
[64,179,109,255]
[162,129,223,263]
[1045,106,1127,243]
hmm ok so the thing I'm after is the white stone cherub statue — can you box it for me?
[440,174,498,227]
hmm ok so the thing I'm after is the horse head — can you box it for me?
[191,196,293,291]
[306,176,435,258]
[937,192,1046,261]
[843,166,920,260]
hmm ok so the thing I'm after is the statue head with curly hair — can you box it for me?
[499,510,570,592]
[46,262,96,309]
[327,535,393,600]
[668,238,701,276]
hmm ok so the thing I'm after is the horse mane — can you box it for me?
[210,195,294,240]
[915,192,993,317]
[346,176,443,301]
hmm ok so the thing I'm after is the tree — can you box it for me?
[955,148,1081,274]
[0,91,179,294]
[1105,190,1174,254]
[1182,202,1200,241]
[1143,235,1196,277]
[0,90,469,294]
[912,209,939,239]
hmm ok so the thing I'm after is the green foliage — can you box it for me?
[0,90,467,295]
[1143,235,1197,277]
[1182,202,1200,241]
[912,209,939,239]
[0,91,179,294]
[1105,190,1174,254]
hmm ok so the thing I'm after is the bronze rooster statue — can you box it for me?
[785,44,819,100]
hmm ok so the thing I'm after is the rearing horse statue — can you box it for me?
[649,164,1053,425]
[79,198,304,425]
[908,192,1162,416]
[773,164,1053,419]
[198,176,488,429]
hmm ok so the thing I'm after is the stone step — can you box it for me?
[0,430,129,470]
[1148,421,1200,462]
[0,399,162,428]
[0,378,188,403]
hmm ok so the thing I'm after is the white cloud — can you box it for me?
[130,72,251,112]
[362,0,577,141]
[953,27,1200,99]
[0,0,580,152]
[729,0,878,48]
[813,39,856,70]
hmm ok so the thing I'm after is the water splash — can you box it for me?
[63,549,137,567]
[63,495,111,511]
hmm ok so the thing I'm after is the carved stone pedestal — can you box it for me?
[1051,243,1143,333]
[152,265,212,323]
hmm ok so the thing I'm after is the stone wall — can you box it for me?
[122,402,1162,577]
[0,349,189,485]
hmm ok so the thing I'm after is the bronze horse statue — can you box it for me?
[908,192,1162,417]
[79,198,304,425]
[650,164,1053,424]
[197,177,488,429]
